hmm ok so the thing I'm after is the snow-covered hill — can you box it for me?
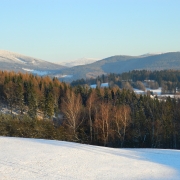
[0,137,180,180]
[0,50,65,74]
[60,58,100,67]
[0,50,43,64]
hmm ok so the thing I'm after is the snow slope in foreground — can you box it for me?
[0,137,180,180]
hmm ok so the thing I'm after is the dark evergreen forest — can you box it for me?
[0,70,180,149]
[71,70,180,94]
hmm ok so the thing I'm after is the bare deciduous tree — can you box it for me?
[113,105,131,147]
[86,91,97,142]
[61,90,83,141]
[95,102,112,146]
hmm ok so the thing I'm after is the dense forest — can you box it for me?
[71,70,180,94]
[0,70,180,149]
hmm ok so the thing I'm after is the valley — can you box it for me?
[1,50,180,82]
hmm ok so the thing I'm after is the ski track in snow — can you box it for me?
[0,137,180,180]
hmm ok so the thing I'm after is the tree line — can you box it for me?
[0,71,180,149]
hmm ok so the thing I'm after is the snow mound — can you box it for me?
[0,137,180,180]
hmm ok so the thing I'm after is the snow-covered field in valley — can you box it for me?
[0,137,180,180]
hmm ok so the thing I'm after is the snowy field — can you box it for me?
[1,137,180,180]
[133,87,162,95]
[146,87,162,95]
[90,83,109,88]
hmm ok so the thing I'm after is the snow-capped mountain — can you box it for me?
[0,50,65,75]
[60,58,100,67]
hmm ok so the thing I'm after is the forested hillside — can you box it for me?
[58,52,180,81]
[0,71,180,149]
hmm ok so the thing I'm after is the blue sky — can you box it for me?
[0,0,180,63]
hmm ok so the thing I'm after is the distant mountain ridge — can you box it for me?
[56,52,180,81]
[0,50,65,74]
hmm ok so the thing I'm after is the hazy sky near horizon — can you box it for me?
[0,0,180,63]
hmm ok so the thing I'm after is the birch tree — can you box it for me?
[113,105,131,147]
[86,91,96,142]
[61,90,83,141]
